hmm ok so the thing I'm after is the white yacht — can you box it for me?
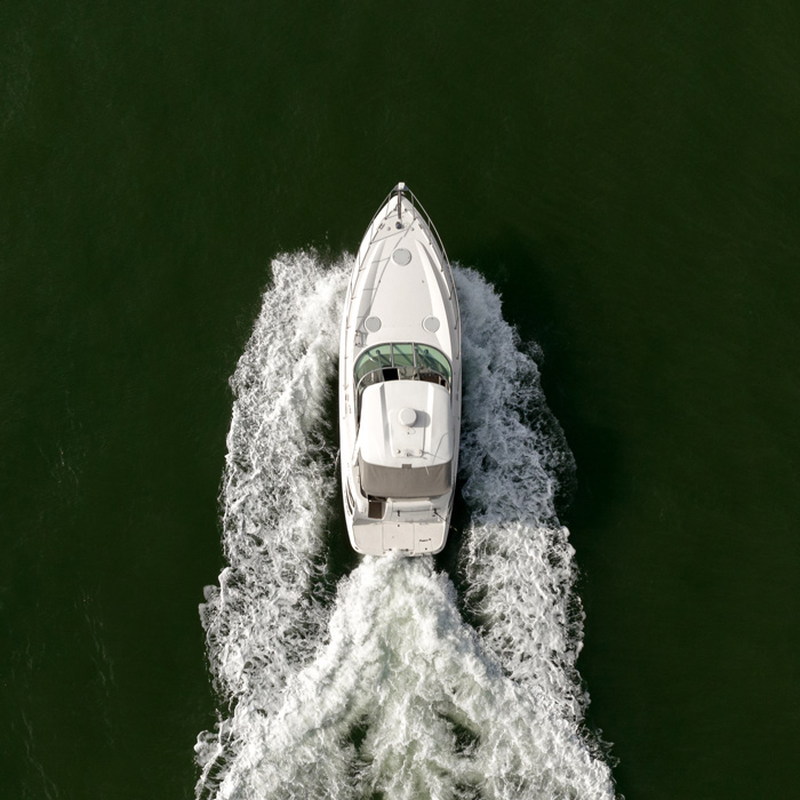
[339,183,461,556]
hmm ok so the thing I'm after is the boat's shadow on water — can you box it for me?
[461,231,625,535]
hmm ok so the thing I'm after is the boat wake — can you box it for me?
[195,252,616,800]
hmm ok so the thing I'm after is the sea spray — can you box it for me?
[195,252,348,796]
[456,267,584,714]
[196,253,616,799]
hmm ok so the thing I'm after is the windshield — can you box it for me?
[354,343,452,400]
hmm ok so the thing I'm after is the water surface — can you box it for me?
[2,1,799,798]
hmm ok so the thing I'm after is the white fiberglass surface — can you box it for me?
[358,381,452,468]
[195,251,615,800]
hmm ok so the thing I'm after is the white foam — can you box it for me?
[195,252,348,795]
[456,267,584,715]
[195,254,616,799]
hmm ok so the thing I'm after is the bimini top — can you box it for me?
[354,342,454,499]
[357,378,454,498]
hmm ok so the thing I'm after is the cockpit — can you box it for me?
[354,345,454,503]
[354,343,452,420]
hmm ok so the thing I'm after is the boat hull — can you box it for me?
[339,184,461,556]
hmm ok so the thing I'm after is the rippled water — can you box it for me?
[5,2,800,798]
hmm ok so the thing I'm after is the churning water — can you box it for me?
[194,252,616,800]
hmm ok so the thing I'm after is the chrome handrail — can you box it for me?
[391,183,460,333]
[355,183,449,271]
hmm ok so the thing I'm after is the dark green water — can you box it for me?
[2,1,799,798]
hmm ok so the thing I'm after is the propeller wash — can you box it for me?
[195,252,617,800]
